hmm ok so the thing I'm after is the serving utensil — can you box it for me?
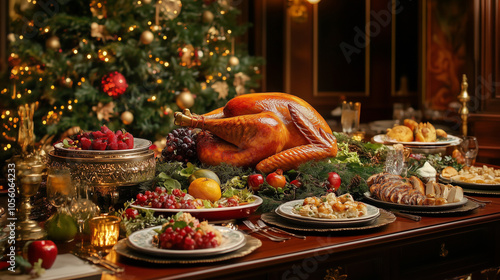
[72,251,124,274]
[256,220,306,239]
[464,195,490,207]
[242,220,289,242]
[389,209,421,222]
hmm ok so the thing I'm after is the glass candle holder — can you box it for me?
[89,215,121,253]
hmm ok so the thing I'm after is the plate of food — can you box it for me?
[363,192,467,211]
[275,193,380,226]
[366,172,468,211]
[53,126,152,157]
[127,213,246,258]
[439,165,500,190]
[372,119,461,146]
[131,195,263,221]
[372,134,461,146]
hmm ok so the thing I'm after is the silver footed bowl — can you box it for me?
[47,138,155,187]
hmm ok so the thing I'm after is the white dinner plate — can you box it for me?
[127,225,246,258]
[276,199,380,224]
[372,134,461,147]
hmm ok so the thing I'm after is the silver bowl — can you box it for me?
[47,138,156,187]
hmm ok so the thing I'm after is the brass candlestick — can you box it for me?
[457,74,470,136]
[16,158,47,242]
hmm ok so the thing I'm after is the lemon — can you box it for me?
[45,211,78,242]
[188,178,222,202]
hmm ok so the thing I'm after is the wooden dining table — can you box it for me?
[97,191,500,280]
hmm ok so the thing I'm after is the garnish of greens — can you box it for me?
[121,134,462,228]
[118,201,168,237]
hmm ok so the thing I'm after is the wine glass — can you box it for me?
[459,136,479,167]
[46,168,76,210]
[69,181,99,248]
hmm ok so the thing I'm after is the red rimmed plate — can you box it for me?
[131,196,263,221]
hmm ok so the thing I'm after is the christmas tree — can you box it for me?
[1,0,263,163]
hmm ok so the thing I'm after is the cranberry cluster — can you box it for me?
[134,187,196,209]
[64,125,134,150]
[157,221,219,250]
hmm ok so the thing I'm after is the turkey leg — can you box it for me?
[175,110,290,168]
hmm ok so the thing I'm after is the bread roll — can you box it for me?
[436,128,447,138]
[387,125,414,142]
[441,166,458,178]
[404,119,419,132]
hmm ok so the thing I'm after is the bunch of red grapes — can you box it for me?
[161,128,198,163]
[134,187,196,209]
[156,220,219,250]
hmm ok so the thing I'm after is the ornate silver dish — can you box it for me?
[47,138,156,187]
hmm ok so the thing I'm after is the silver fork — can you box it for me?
[242,220,289,242]
[257,220,306,239]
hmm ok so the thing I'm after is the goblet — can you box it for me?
[69,182,99,248]
[46,168,75,209]
[15,158,47,241]
[459,136,479,167]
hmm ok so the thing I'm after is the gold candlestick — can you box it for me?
[15,159,47,242]
[457,74,470,136]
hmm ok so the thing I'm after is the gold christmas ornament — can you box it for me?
[158,0,182,20]
[212,81,229,99]
[92,101,115,121]
[176,90,195,110]
[46,36,61,50]
[140,30,154,44]
[202,10,214,23]
[143,0,152,4]
[229,56,240,66]
[121,111,134,125]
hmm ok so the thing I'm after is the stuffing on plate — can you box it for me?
[292,193,367,219]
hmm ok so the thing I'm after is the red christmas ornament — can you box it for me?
[101,71,128,97]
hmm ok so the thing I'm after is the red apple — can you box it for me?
[248,174,264,191]
[266,169,287,189]
[291,179,302,188]
[327,172,341,191]
[27,240,58,269]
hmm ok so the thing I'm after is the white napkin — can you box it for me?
[1,254,102,280]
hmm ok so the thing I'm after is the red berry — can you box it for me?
[123,132,134,149]
[124,208,139,219]
[92,131,105,139]
[80,137,92,150]
[118,142,128,150]
[91,139,107,150]
[101,125,112,134]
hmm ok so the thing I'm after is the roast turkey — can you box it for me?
[174,93,338,173]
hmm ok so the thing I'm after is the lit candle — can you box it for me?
[89,215,121,253]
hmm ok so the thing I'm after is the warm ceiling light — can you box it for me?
[306,0,321,3]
